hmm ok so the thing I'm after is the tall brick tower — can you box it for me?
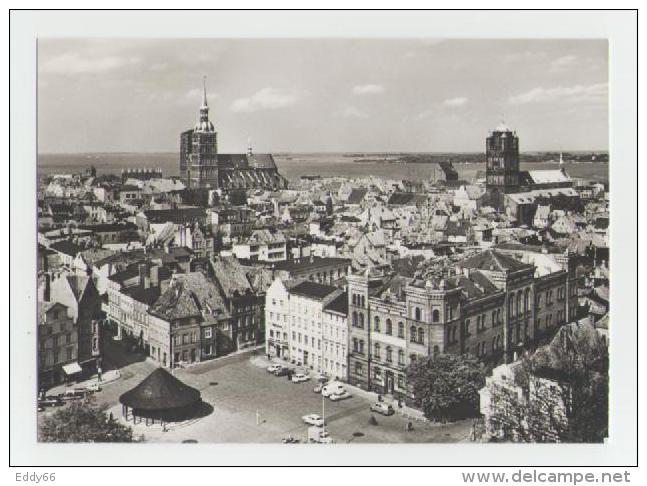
[180,76,219,188]
[485,121,520,211]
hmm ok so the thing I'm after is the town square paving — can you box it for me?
[40,337,472,444]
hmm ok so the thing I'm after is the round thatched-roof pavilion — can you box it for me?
[119,368,202,425]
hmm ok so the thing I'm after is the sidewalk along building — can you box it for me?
[346,249,578,402]
[179,77,287,191]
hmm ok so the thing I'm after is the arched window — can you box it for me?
[361,295,365,308]
[386,319,393,335]
[352,311,358,327]
[398,322,404,338]
[374,316,380,332]
[386,346,393,363]
[398,350,405,365]
[415,307,421,321]
[352,338,358,352]
[352,294,357,306]
[374,342,380,358]
[432,309,440,322]
[417,327,425,344]
[410,326,417,343]
[359,313,364,328]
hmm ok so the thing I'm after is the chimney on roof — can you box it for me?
[139,263,150,289]
[150,265,159,288]
[44,272,51,302]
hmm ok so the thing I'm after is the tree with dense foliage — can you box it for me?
[485,322,608,443]
[406,353,486,422]
[39,397,136,443]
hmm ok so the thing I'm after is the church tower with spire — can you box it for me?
[178,77,287,192]
[180,76,219,188]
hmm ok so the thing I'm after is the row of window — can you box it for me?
[373,344,406,365]
[39,347,75,366]
[291,331,322,350]
[351,293,366,308]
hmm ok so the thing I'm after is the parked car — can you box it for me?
[38,397,64,408]
[302,414,325,427]
[267,363,282,373]
[313,382,327,393]
[307,426,334,444]
[370,402,395,416]
[291,373,310,383]
[329,390,351,402]
[321,382,345,397]
[273,366,290,377]
[86,383,101,392]
[58,389,87,401]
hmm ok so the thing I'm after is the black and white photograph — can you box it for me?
[8,8,639,474]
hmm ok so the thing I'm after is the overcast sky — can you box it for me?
[38,39,608,154]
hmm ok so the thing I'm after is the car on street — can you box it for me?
[291,372,310,383]
[38,397,64,408]
[302,413,325,427]
[321,382,345,397]
[58,389,87,401]
[329,390,351,401]
[308,426,334,444]
[76,383,101,393]
[273,366,290,376]
[370,402,395,416]
[266,363,282,373]
[313,382,327,393]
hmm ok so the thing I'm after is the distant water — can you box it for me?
[37,152,610,183]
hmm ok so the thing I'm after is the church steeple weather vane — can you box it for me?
[194,76,214,133]
[201,75,208,108]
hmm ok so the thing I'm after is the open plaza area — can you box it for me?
[39,336,472,444]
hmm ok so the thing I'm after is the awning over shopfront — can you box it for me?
[62,362,82,375]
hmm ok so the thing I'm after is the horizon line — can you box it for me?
[37,149,610,156]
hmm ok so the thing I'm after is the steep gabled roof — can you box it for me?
[50,240,83,257]
[461,249,533,273]
[65,275,92,302]
[346,188,367,205]
[210,256,253,296]
[150,272,227,321]
[323,291,348,316]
